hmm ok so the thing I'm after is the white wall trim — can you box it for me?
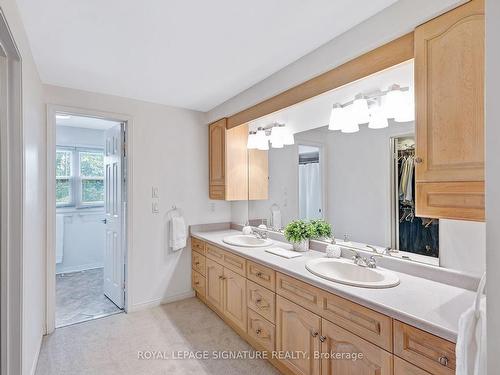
[128,290,195,313]
[0,8,24,375]
[28,335,42,375]
[46,104,134,334]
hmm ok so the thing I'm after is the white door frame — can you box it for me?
[0,8,23,375]
[46,104,133,334]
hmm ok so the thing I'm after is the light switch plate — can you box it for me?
[152,187,159,198]
[152,202,160,214]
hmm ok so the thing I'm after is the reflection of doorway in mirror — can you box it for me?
[391,135,439,258]
[298,145,323,220]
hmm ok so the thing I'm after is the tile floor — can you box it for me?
[56,268,122,327]
[36,297,279,375]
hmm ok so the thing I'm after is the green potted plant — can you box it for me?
[309,219,333,242]
[284,220,315,252]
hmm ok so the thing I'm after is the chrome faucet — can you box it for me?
[253,228,268,239]
[347,249,377,268]
[365,245,379,254]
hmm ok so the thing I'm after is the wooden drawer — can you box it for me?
[394,321,456,375]
[276,272,322,313]
[247,280,275,323]
[247,308,275,352]
[206,243,225,263]
[222,251,246,276]
[394,357,432,375]
[192,270,206,298]
[191,237,206,254]
[247,260,275,291]
[320,291,393,351]
[191,250,206,276]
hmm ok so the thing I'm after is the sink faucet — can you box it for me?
[347,248,377,268]
[253,228,268,239]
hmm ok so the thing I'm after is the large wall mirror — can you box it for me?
[246,60,440,265]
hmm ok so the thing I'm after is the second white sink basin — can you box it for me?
[223,235,273,248]
[305,258,400,288]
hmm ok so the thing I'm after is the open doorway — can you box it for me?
[53,113,127,327]
[298,144,323,220]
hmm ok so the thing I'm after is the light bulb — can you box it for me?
[368,105,389,129]
[247,131,258,149]
[340,106,359,133]
[283,129,295,145]
[352,94,369,124]
[256,127,269,150]
[328,104,344,131]
[270,124,285,148]
[385,85,404,119]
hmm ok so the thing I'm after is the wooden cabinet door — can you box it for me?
[248,149,269,200]
[205,258,224,312]
[414,0,484,220]
[209,118,226,199]
[276,295,321,375]
[223,268,247,333]
[320,319,393,375]
[225,124,248,201]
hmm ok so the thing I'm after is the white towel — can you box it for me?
[266,247,303,259]
[456,296,487,375]
[169,216,186,251]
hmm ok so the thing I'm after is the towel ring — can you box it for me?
[474,272,486,319]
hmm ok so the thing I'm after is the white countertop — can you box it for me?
[192,229,476,343]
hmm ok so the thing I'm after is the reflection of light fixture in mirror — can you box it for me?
[385,84,404,119]
[270,123,285,148]
[352,94,369,124]
[328,104,344,131]
[368,104,388,129]
[340,107,359,133]
[283,128,295,145]
[256,127,269,150]
[394,90,415,122]
[247,131,258,149]
[56,114,72,119]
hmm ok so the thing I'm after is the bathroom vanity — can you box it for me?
[190,231,475,375]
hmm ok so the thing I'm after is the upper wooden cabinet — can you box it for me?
[414,0,485,221]
[208,119,268,201]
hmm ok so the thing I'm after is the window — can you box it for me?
[56,149,72,205]
[56,147,105,207]
[79,151,104,205]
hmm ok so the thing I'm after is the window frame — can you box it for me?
[55,146,105,209]
[55,147,75,207]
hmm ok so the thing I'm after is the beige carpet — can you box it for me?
[36,297,280,375]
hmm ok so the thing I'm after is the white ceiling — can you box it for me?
[17,0,398,111]
[248,60,414,134]
[56,114,120,130]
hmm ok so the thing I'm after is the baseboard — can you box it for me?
[128,290,195,312]
[29,334,43,375]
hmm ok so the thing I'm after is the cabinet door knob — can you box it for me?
[438,356,449,366]
[415,157,423,163]
[311,331,319,338]
[256,329,262,335]
[256,272,263,278]
[256,298,262,304]
[194,281,199,285]
[319,335,326,342]
[195,261,200,265]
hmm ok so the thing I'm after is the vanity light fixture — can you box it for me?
[352,94,370,124]
[368,104,389,129]
[385,84,405,119]
[247,130,258,149]
[340,106,360,133]
[328,104,344,131]
[256,127,269,151]
[283,128,295,145]
[270,123,285,148]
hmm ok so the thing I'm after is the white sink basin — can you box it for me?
[223,235,273,248]
[305,258,400,288]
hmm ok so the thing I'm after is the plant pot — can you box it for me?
[293,239,309,252]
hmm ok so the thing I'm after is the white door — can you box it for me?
[103,124,124,308]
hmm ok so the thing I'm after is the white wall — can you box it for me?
[44,84,232,311]
[486,0,500,372]
[0,0,46,374]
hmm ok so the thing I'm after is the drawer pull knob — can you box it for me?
[438,356,449,366]
[194,281,200,285]
[256,272,263,277]
[256,329,262,335]
[256,298,262,304]
[319,335,326,343]
[311,331,319,338]
[195,262,200,265]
